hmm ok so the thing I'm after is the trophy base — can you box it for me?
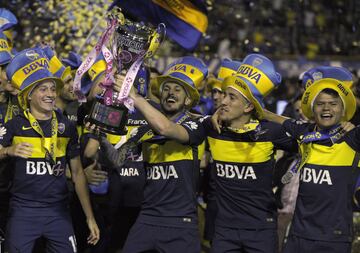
[87,96,129,135]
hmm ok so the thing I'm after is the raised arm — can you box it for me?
[130,92,191,143]
[262,109,290,125]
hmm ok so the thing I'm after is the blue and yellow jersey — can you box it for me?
[0,111,79,217]
[202,117,297,229]
[284,119,360,242]
[137,116,206,228]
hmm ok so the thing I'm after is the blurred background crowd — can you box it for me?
[2,0,360,59]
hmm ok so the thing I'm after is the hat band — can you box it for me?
[166,63,204,84]
[218,66,238,80]
[0,38,9,51]
[236,64,274,97]
[89,59,106,81]
[12,57,50,87]
[49,55,65,77]
[307,79,353,89]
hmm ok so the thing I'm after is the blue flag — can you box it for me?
[111,0,208,51]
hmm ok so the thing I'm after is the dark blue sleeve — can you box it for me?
[0,119,15,147]
[344,126,360,152]
[181,117,207,146]
[66,122,80,159]
[268,122,298,153]
[282,119,313,140]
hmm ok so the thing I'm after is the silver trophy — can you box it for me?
[87,9,165,134]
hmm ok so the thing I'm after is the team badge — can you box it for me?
[312,71,323,81]
[58,123,65,134]
[252,58,263,67]
[25,50,40,60]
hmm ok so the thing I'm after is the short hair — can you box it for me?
[320,88,340,98]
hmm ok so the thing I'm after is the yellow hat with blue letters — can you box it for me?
[42,46,71,82]
[222,53,281,118]
[151,56,208,108]
[0,31,12,66]
[6,47,63,110]
[208,59,242,92]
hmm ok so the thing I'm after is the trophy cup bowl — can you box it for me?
[87,17,160,135]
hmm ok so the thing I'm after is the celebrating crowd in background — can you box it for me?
[1,1,360,253]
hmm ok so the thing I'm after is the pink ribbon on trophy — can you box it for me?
[100,43,143,111]
[100,45,115,106]
[73,18,117,102]
[115,56,145,112]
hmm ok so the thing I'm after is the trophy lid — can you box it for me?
[116,20,154,42]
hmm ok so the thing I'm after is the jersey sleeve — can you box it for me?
[282,119,312,140]
[66,122,80,159]
[0,119,15,147]
[269,122,298,153]
[181,117,207,146]
[344,126,360,152]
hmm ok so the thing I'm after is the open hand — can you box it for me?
[6,142,33,158]
[86,217,100,245]
[84,161,108,185]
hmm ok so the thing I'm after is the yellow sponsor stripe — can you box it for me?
[152,0,208,33]
[304,142,356,166]
[143,140,194,163]
[236,64,274,97]
[207,136,274,163]
[13,136,69,158]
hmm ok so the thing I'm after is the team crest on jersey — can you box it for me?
[252,126,268,140]
[58,123,65,134]
[0,126,6,138]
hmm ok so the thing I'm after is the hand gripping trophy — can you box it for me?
[73,7,165,134]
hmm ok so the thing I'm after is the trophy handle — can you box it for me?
[146,23,166,59]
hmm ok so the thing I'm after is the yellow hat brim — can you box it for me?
[61,66,72,81]
[207,76,222,92]
[301,78,356,121]
[222,75,264,118]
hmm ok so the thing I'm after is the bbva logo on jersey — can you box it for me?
[26,161,61,175]
[147,165,179,180]
[216,163,257,180]
[300,167,333,185]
